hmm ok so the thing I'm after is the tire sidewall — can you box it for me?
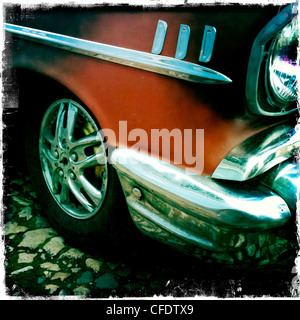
[24,93,128,248]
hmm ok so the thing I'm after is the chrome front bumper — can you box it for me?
[111,148,299,266]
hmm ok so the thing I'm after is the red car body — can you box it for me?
[4,3,299,267]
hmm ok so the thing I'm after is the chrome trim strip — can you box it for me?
[111,148,290,231]
[199,25,216,63]
[175,24,190,60]
[151,20,168,55]
[245,3,298,116]
[4,23,232,84]
[212,124,300,181]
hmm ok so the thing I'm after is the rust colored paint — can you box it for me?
[9,8,279,175]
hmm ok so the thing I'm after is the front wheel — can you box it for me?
[25,96,132,253]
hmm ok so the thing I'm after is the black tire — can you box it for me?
[22,80,133,255]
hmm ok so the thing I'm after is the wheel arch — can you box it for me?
[10,67,137,253]
[4,67,73,174]
[15,68,81,109]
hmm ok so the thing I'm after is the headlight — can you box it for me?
[267,17,298,108]
[246,4,298,116]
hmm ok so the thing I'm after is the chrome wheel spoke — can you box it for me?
[68,178,94,212]
[78,174,102,206]
[41,145,55,162]
[54,102,79,148]
[72,132,101,150]
[77,150,106,170]
[55,103,66,147]
[41,127,55,145]
[60,183,70,205]
[66,102,78,141]
[40,146,58,174]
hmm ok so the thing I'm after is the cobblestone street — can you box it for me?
[2,159,299,299]
[2,2,300,303]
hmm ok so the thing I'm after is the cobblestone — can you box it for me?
[2,168,298,298]
[43,237,65,257]
[18,228,57,249]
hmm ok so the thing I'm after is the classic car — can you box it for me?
[3,2,299,267]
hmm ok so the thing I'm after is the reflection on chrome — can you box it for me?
[4,23,232,85]
[212,124,300,181]
[110,148,294,263]
[259,160,300,212]
[111,148,291,230]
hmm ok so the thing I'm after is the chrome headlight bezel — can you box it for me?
[245,3,298,116]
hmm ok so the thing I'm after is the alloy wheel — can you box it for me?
[39,99,108,219]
